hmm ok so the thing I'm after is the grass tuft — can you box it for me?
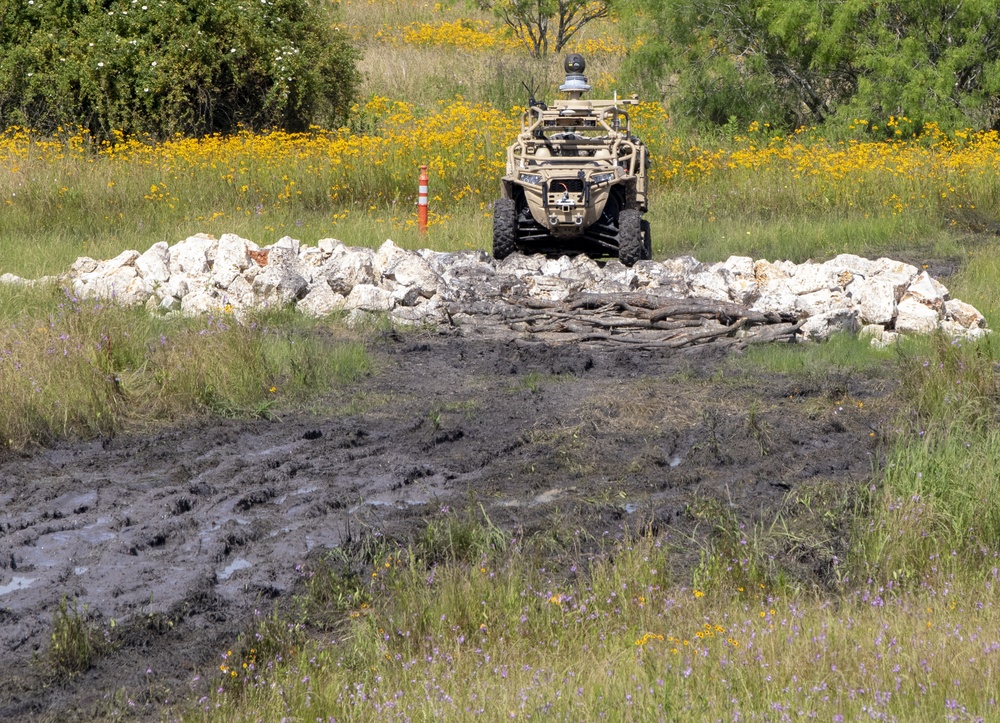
[48,597,106,676]
[0,288,370,452]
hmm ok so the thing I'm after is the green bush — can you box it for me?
[620,0,1000,133]
[0,0,359,140]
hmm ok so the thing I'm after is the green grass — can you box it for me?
[0,285,371,451]
[732,330,894,377]
[48,597,104,676]
[181,525,1000,722]
[853,334,1000,583]
[652,209,968,264]
[7,1,1000,718]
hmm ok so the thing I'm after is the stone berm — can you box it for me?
[2,233,988,343]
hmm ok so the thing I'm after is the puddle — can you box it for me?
[74,566,89,576]
[43,527,117,548]
[349,499,426,514]
[0,577,36,595]
[623,503,639,514]
[217,558,252,581]
[534,488,566,505]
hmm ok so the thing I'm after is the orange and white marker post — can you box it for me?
[417,165,429,234]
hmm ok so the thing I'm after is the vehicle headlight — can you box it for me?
[591,172,616,184]
[519,172,543,185]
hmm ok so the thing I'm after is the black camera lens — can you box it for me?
[564,54,586,74]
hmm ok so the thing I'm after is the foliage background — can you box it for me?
[620,0,1000,133]
[0,0,359,140]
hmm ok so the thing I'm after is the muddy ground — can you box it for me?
[0,327,893,720]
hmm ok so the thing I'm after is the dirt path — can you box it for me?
[0,330,890,720]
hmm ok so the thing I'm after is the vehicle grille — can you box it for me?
[549,178,584,194]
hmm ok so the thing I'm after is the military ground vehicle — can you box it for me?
[493,54,651,266]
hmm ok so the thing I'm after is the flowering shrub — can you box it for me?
[0,0,359,140]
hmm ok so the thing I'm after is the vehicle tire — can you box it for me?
[492,198,518,261]
[617,208,643,267]
[640,218,652,260]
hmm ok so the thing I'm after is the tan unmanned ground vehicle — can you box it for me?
[493,54,651,266]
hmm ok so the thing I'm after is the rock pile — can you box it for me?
[1,233,988,343]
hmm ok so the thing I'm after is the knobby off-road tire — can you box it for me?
[617,208,643,267]
[492,198,518,261]
[640,218,652,260]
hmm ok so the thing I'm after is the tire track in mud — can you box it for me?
[0,332,890,720]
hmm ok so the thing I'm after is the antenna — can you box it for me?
[521,81,546,110]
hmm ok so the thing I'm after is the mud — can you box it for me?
[0,329,892,720]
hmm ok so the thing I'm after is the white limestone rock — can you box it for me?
[564,254,602,282]
[297,285,346,318]
[869,258,919,296]
[390,305,437,327]
[97,249,140,274]
[390,284,423,307]
[939,321,990,341]
[213,234,256,289]
[599,259,640,290]
[822,254,875,278]
[383,253,442,298]
[76,250,153,305]
[662,255,702,277]
[434,253,497,285]
[136,242,171,285]
[902,271,948,311]
[753,259,796,289]
[539,255,576,278]
[796,288,851,317]
[525,275,579,302]
[751,290,799,317]
[632,260,689,295]
[848,277,898,326]
[894,297,941,334]
[252,264,308,307]
[24,239,998,344]
[70,257,99,276]
[298,246,328,282]
[322,246,378,295]
[169,233,216,276]
[272,235,300,256]
[375,239,408,275]
[945,299,986,329]
[784,263,840,296]
[344,283,395,312]
[317,238,343,255]
[689,264,731,302]
[181,287,223,316]
[266,243,308,280]
[870,330,902,350]
[222,274,254,309]
[163,274,191,300]
[800,309,860,341]
[159,295,180,311]
[719,255,757,304]
[496,252,544,278]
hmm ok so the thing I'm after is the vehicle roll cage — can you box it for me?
[509,100,641,178]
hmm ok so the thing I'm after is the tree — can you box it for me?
[620,0,1000,132]
[0,0,360,140]
[474,0,612,58]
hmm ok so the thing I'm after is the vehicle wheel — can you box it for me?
[492,198,518,260]
[617,208,643,267]
[640,218,652,260]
